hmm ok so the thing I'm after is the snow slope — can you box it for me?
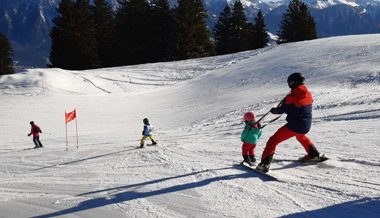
[0,34,379,218]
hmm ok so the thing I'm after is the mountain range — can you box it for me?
[1,0,380,68]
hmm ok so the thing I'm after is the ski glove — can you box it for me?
[270,107,278,114]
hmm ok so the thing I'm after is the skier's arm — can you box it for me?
[270,96,289,114]
[143,125,148,135]
[257,129,262,139]
[270,103,287,114]
[241,129,248,141]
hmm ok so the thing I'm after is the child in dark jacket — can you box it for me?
[240,112,262,166]
[140,118,158,148]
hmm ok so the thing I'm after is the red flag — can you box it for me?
[65,109,76,123]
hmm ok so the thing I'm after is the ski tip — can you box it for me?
[239,162,279,181]
[319,154,328,161]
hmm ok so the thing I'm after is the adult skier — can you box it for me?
[257,73,321,172]
[28,121,43,148]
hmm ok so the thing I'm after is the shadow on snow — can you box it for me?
[31,165,273,218]
[31,148,137,171]
[279,197,380,218]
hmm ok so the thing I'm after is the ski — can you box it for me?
[240,162,279,181]
[297,154,328,163]
[273,154,329,164]
[137,143,158,149]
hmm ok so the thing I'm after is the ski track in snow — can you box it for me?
[0,34,380,217]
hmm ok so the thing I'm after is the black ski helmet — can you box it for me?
[287,72,305,89]
[30,121,34,125]
[143,118,149,125]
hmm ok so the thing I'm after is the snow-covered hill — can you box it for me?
[0,34,379,218]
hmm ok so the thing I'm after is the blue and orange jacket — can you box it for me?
[271,84,313,134]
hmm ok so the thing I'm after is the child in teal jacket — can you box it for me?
[241,112,262,166]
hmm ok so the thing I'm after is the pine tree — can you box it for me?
[92,0,115,67]
[213,5,233,55]
[49,0,74,69]
[151,0,176,62]
[246,22,255,50]
[298,3,317,40]
[0,32,15,75]
[252,10,269,49]
[174,0,215,60]
[114,0,154,65]
[230,1,250,53]
[277,0,317,44]
[49,0,99,70]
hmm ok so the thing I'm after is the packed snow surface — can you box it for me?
[0,34,379,218]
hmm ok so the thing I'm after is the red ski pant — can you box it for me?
[261,125,314,162]
[242,142,256,156]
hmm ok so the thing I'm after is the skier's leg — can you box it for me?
[140,136,147,147]
[296,134,319,158]
[149,136,157,145]
[242,142,250,156]
[249,144,257,163]
[261,126,295,164]
[242,142,252,164]
[32,136,39,148]
[249,143,256,156]
[36,136,43,147]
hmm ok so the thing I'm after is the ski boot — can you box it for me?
[241,155,254,166]
[298,154,327,162]
[250,156,256,164]
[298,154,319,162]
[256,162,270,173]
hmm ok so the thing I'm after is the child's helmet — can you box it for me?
[243,112,256,121]
[143,118,149,125]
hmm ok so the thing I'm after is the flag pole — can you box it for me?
[65,110,68,151]
[75,109,78,149]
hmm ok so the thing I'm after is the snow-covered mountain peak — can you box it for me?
[309,0,359,8]
[282,0,380,8]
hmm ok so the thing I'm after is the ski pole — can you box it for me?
[255,111,270,124]
[256,95,287,125]
[256,98,284,123]
[260,115,282,129]
[255,89,290,126]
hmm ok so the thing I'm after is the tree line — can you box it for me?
[0,32,15,75]
[0,0,317,74]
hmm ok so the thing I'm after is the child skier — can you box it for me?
[28,121,43,148]
[240,112,262,166]
[140,118,157,148]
